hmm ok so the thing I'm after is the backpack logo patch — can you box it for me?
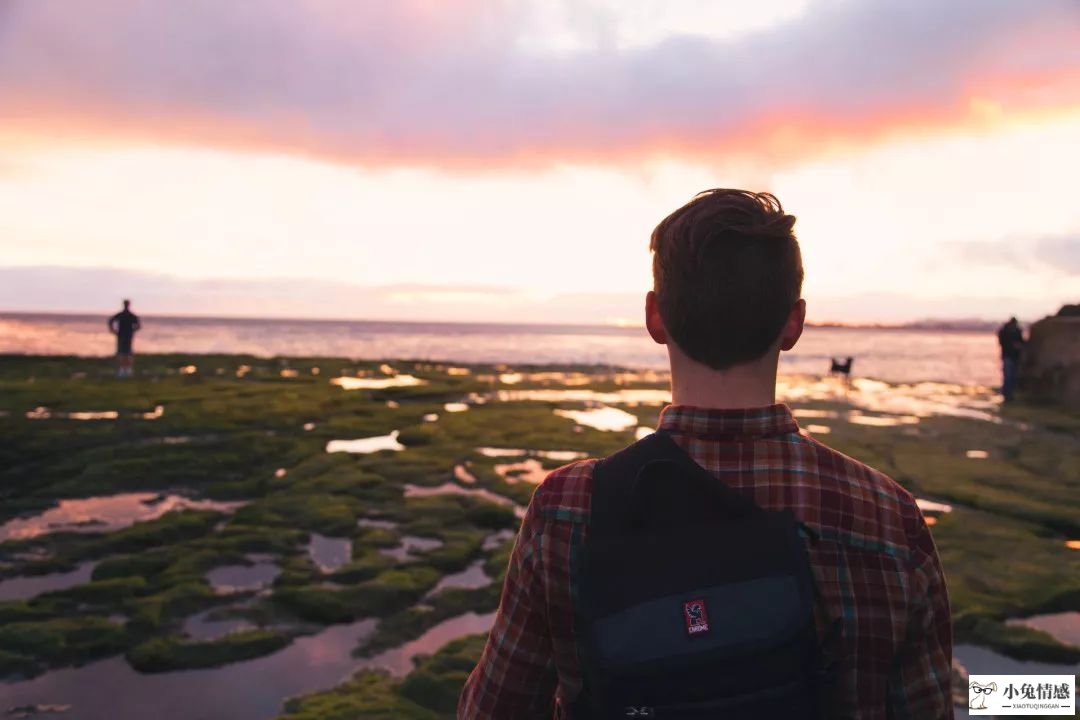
[683,598,710,636]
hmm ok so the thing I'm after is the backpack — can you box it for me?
[572,430,835,719]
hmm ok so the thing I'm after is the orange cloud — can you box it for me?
[1,0,1077,171]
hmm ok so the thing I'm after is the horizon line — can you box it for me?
[0,308,1011,331]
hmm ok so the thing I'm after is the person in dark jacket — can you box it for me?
[997,317,1024,402]
[108,299,141,378]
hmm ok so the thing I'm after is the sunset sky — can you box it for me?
[1,0,1078,324]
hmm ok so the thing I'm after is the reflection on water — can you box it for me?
[494,459,547,485]
[444,402,469,412]
[846,412,920,427]
[965,450,989,459]
[1067,540,1080,550]
[25,405,164,421]
[0,494,245,541]
[1005,612,1080,648]
[424,560,492,599]
[805,424,832,434]
[454,464,478,484]
[206,556,280,594]
[475,447,586,461]
[183,610,256,642]
[482,529,516,551]
[307,535,352,573]
[0,607,498,720]
[553,406,638,432]
[0,562,97,602]
[422,413,439,423]
[357,518,398,531]
[365,612,496,676]
[779,377,999,423]
[331,375,425,390]
[325,431,404,454]
[915,499,954,515]
[403,483,526,518]
[378,536,444,563]
[498,388,670,405]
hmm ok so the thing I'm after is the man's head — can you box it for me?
[646,189,805,370]
[123,299,131,310]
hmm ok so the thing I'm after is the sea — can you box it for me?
[0,312,1001,387]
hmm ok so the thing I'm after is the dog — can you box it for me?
[830,356,854,377]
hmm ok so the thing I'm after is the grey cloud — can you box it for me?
[0,0,1076,165]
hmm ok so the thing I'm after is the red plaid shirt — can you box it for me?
[460,404,953,719]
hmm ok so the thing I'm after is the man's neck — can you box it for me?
[669,353,778,410]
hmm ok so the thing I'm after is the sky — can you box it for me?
[0,0,1078,325]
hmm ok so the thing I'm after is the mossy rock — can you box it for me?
[127,629,291,672]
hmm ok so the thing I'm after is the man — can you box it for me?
[997,317,1024,402]
[108,299,141,378]
[460,190,952,718]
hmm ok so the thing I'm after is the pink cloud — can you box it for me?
[0,0,1077,168]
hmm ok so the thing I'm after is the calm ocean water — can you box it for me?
[0,313,1001,386]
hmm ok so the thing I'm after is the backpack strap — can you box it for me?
[590,429,762,537]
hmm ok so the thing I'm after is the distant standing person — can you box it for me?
[997,316,1024,402]
[108,299,141,378]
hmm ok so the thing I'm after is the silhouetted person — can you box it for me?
[108,299,141,378]
[997,317,1024,402]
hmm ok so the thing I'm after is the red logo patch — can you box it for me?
[683,598,710,636]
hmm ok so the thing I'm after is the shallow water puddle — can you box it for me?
[443,402,469,412]
[1006,612,1080,648]
[0,561,97,602]
[846,412,920,427]
[357,518,398,531]
[453,464,478,484]
[325,431,404,454]
[965,450,989,459]
[0,494,245,542]
[424,560,492,598]
[915,498,954,515]
[554,406,638,432]
[183,610,256,642]
[805,424,832,434]
[378,536,444,563]
[206,555,280,594]
[497,388,671,405]
[779,376,1000,423]
[403,483,525,518]
[0,612,497,720]
[494,458,547,485]
[365,611,497,677]
[331,375,425,390]
[482,529,516,551]
[1067,540,1080,550]
[475,447,586,461]
[25,405,164,421]
[634,426,654,440]
[422,413,439,422]
[307,534,352,573]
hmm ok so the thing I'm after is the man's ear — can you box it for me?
[779,299,806,351]
[645,291,667,345]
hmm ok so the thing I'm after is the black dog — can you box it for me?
[830,357,854,377]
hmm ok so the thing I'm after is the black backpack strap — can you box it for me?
[590,429,762,537]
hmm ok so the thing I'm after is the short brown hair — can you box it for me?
[650,189,803,369]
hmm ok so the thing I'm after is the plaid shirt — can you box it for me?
[460,404,953,719]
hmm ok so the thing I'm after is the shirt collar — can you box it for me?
[657,403,799,439]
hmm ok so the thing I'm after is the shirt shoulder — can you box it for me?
[531,458,597,524]
[793,433,927,560]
